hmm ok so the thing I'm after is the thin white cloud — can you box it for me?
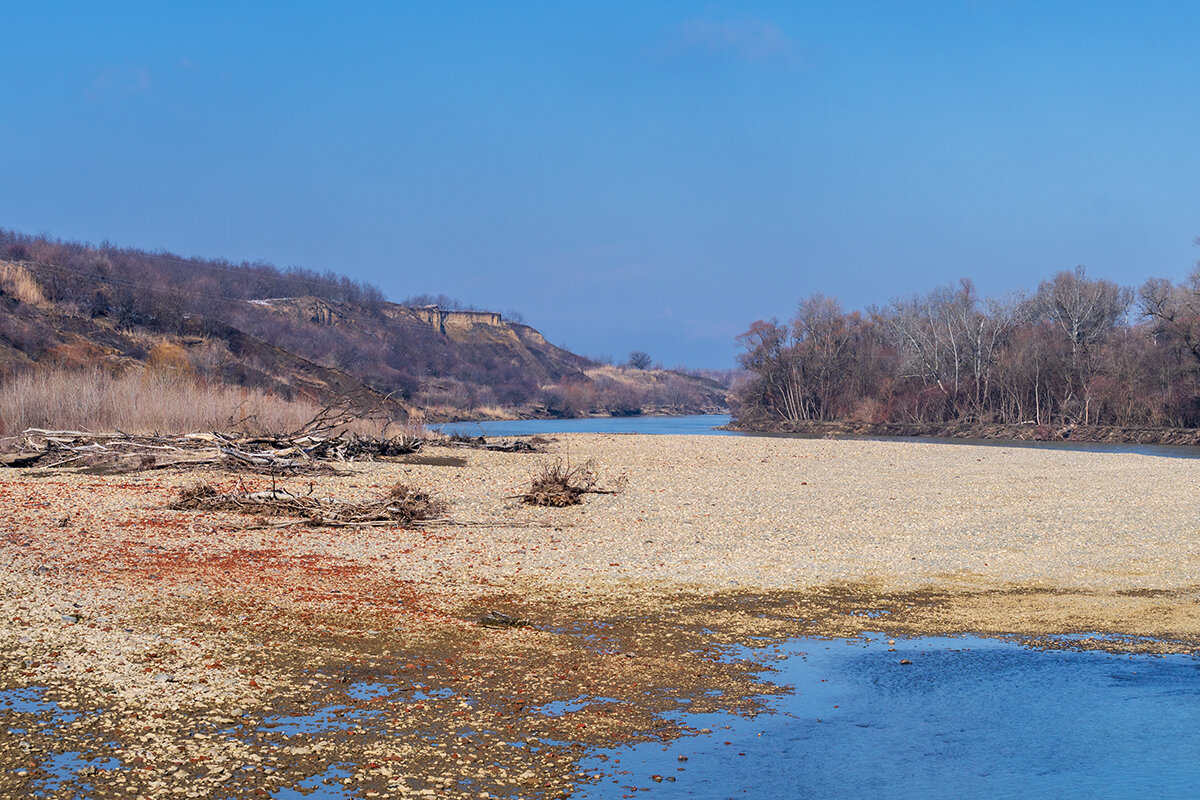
[86,66,153,102]
[675,18,793,61]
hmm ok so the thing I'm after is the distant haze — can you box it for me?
[2,1,1198,369]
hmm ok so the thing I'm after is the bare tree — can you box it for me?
[1035,266,1132,423]
[791,294,856,420]
[883,281,976,418]
[627,351,652,370]
[736,319,806,422]
[1140,265,1200,366]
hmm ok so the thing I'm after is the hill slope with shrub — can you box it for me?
[0,230,728,423]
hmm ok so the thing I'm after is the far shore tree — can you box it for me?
[734,256,1200,430]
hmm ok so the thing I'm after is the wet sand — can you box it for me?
[2,434,1198,797]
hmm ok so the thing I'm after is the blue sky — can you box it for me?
[2,2,1198,368]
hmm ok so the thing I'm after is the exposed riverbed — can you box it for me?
[3,430,1198,797]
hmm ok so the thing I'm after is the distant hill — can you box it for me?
[0,230,728,421]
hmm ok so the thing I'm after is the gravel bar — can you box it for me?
[3,433,1198,798]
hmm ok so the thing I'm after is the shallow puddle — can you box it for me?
[577,634,1200,799]
[271,765,355,799]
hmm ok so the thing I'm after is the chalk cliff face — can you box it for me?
[411,306,503,334]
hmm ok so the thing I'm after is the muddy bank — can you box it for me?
[727,418,1200,446]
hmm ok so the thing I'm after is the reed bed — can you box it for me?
[0,368,325,437]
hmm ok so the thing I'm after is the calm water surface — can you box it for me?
[8,636,1198,798]
[434,413,1200,458]
[432,413,737,437]
[580,634,1200,800]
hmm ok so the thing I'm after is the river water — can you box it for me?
[432,414,741,438]
[434,413,1200,459]
[578,634,1200,799]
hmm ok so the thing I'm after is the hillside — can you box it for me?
[0,231,728,422]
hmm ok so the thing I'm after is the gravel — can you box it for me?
[3,432,1199,797]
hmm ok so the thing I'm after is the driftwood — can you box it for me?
[169,481,448,527]
[478,611,526,629]
[436,434,543,453]
[0,427,423,474]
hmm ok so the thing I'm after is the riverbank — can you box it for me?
[726,418,1200,446]
[3,434,1198,797]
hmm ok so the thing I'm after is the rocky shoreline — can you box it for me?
[726,418,1200,446]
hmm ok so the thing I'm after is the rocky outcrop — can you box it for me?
[411,306,504,335]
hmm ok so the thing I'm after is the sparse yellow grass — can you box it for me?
[469,404,512,420]
[0,367,326,436]
[584,364,641,384]
[0,260,49,307]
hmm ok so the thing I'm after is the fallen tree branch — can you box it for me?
[2,426,426,474]
[169,481,449,527]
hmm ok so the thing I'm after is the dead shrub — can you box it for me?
[381,421,427,455]
[169,481,448,526]
[173,482,219,506]
[381,483,449,522]
[520,458,620,507]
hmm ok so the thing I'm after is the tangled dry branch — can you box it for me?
[1,427,424,474]
[519,458,623,507]
[169,481,448,527]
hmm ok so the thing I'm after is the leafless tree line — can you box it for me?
[735,261,1200,429]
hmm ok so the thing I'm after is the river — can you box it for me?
[578,634,1200,799]
[434,413,1200,459]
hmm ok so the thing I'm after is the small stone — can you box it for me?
[154,673,177,683]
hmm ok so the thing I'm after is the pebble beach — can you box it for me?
[3,433,1199,798]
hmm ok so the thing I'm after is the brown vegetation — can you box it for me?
[520,458,620,506]
[0,367,326,436]
[169,481,448,526]
[734,262,1200,431]
[0,228,727,421]
[0,260,48,307]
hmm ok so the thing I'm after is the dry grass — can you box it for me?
[0,260,49,307]
[0,367,327,437]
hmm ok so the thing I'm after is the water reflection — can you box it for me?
[578,635,1200,799]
